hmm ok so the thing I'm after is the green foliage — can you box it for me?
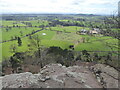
[9,52,24,69]
[17,37,22,46]
[46,46,74,66]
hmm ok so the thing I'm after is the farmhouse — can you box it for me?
[89,30,98,34]
[93,28,99,31]
[89,28,100,34]
[77,29,87,35]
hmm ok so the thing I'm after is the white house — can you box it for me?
[80,29,87,35]
[89,30,98,34]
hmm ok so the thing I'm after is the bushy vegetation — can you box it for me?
[1,46,119,75]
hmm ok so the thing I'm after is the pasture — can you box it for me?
[2,21,26,27]
[2,27,41,41]
[1,20,118,61]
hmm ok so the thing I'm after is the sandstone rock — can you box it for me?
[2,72,40,88]
[91,64,119,88]
[0,77,2,90]
[2,63,118,88]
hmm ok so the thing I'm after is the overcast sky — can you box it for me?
[0,0,119,15]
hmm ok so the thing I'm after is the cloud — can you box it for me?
[0,0,119,14]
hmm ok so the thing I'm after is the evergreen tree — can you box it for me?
[17,37,22,46]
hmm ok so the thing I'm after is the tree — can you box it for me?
[76,54,81,61]
[39,25,45,29]
[11,36,14,40]
[93,53,99,61]
[82,50,91,62]
[49,26,52,31]
[13,25,15,27]
[29,35,41,58]
[20,31,23,36]
[81,37,85,43]
[29,35,32,39]
[102,12,120,39]
[9,52,24,73]
[10,44,17,53]
[86,37,90,43]
[17,37,22,46]
[106,52,112,61]
[6,28,9,32]
[14,36,17,40]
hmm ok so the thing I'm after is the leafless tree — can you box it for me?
[102,11,120,39]
[29,34,42,58]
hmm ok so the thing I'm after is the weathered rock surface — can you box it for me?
[91,64,119,88]
[1,63,119,88]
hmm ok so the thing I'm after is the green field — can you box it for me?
[2,27,41,41]
[1,20,118,61]
[49,26,90,32]
[2,21,26,27]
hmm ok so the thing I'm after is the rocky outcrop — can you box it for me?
[91,64,119,88]
[1,63,119,88]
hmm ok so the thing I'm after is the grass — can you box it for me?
[1,38,73,60]
[2,21,26,27]
[1,20,119,61]
[75,41,112,51]
[1,30,56,60]
[74,36,118,52]
[2,27,41,41]
[41,40,73,49]
[33,30,56,40]
[23,20,49,26]
[52,33,81,43]
[112,28,120,32]
[2,37,29,60]
[49,26,90,32]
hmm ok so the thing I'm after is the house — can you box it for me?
[93,28,99,31]
[89,30,98,34]
[77,29,87,35]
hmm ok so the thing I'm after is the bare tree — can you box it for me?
[29,34,42,58]
[102,10,120,39]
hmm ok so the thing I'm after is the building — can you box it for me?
[80,29,87,35]
[89,30,98,34]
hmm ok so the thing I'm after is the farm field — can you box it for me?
[2,27,41,41]
[1,16,119,61]
[2,21,26,27]
[49,26,90,32]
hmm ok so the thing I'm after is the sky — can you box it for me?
[0,0,119,15]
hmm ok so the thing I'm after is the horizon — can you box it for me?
[0,13,112,16]
[0,0,119,15]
